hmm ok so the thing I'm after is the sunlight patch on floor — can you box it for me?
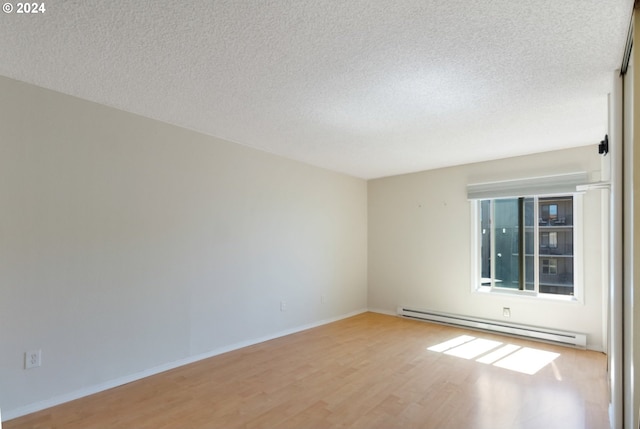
[427,335,561,375]
[476,344,521,364]
[493,347,560,375]
[427,335,475,352]
[444,338,503,360]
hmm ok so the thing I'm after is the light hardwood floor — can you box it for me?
[5,312,608,429]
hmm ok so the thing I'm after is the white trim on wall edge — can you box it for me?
[2,308,368,422]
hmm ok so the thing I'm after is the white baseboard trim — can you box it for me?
[3,308,367,422]
[375,306,605,352]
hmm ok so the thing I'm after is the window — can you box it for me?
[474,195,577,297]
[540,232,558,249]
[541,258,557,275]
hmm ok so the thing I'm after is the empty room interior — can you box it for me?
[1,1,640,428]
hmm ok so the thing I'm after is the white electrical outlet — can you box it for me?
[503,307,511,318]
[25,349,41,369]
[280,300,287,312]
[321,294,326,304]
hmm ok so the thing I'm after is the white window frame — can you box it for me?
[469,193,583,303]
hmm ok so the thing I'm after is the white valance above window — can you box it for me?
[466,172,588,200]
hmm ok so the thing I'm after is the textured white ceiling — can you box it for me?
[0,0,633,178]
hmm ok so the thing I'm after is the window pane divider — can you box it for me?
[518,197,525,290]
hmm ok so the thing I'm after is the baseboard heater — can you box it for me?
[397,307,587,349]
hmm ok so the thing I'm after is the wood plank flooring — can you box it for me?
[5,312,608,429]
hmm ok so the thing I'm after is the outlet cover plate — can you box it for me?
[25,350,41,369]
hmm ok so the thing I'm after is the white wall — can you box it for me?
[0,76,368,418]
[368,146,605,350]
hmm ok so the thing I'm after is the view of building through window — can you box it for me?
[479,195,574,296]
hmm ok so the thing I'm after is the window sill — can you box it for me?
[474,286,580,303]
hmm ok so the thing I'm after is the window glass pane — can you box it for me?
[475,194,576,297]
[480,200,491,285]
[494,199,519,289]
[538,196,573,295]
